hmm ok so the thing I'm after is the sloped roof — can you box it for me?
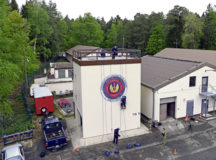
[66,45,100,55]
[53,62,73,69]
[155,48,216,67]
[141,56,211,90]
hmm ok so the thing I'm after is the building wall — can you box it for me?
[66,54,72,62]
[153,66,216,121]
[50,68,55,75]
[54,69,70,78]
[34,77,47,85]
[54,70,58,79]
[141,85,153,119]
[45,82,73,95]
[74,63,141,138]
[73,62,83,117]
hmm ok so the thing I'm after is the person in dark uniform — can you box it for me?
[162,128,166,145]
[112,46,118,59]
[100,49,105,57]
[113,128,120,144]
[188,121,192,132]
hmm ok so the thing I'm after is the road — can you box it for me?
[25,118,216,160]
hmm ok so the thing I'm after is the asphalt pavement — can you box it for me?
[25,117,216,160]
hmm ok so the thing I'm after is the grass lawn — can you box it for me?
[0,85,32,137]
[0,83,74,139]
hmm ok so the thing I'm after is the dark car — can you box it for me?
[41,116,68,150]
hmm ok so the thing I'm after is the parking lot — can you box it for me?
[22,115,216,160]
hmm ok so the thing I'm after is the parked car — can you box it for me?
[1,143,25,160]
[57,98,71,108]
[41,116,68,150]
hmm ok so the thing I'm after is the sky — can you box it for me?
[16,0,216,21]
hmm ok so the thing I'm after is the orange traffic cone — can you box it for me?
[199,114,202,119]
[173,148,177,155]
[184,114,189,121]
[76,147,80,152]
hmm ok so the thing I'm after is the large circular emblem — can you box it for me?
[101,75,127,101]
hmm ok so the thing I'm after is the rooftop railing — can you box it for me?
[72,48,141,61]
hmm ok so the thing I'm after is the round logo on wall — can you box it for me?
[101,75,127,101]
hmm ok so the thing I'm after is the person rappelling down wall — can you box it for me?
[113,128,120,144]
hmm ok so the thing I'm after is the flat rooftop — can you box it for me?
[72,48,141,66]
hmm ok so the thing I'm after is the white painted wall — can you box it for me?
[45,81,73,95]
[50,68,55,75]
[54,70,58,79]
[66,54,72,62]
[65,70,69,78]
[141,85,153,119]
[73,63,83,117]
[74,62,141,138]
[152,66,216,121]
[34,77,47,85]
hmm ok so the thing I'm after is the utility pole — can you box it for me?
[24,47,28,89]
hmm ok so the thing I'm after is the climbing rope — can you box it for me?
[100,63,105,143]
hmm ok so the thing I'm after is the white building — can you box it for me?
[33,62,73,95]
[141,56,216,122]
[65,45,101,63]
[73,49,141,138]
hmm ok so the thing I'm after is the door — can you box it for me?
[160,104,167,121]
[167,102,175,118]
[201,99,209,114]
[202,77,208,92]
[186,100,194,116]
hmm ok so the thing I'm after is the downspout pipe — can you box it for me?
[152,89,155,121]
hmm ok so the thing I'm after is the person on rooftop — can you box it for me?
[112,46,118,59]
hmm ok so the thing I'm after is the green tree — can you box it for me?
[9,0,18,11]
[165,5,189,48]
[148,12,164,32]
[24,0,53,61]
[42,0,66,55]
[68,13,104,47]
[182,12,203,49]
[58,19,69,50]
[201,4,216,50]
[146,24,166,54]
[130,13,150,50]
[104,21,124,48]
[0,7,39,118]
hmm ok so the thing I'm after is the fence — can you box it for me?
[0,56,61,139]
[21,56,61,121]
[2,128,33,145]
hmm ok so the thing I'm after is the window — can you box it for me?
[58,70,65,78]
[189,76,196,87]
[68,70,73,78]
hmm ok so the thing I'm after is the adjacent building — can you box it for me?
[33,62,73,95]
[155,48,216,66]
[65,45,101,62]
[141,56,216,122]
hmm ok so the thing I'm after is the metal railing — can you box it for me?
[72,48,141,61]
[2,128,33,145]
[199,85,216,94]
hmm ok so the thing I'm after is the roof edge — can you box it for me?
[141,82,154,89]
[152,55,202,64]
[151,62,213,90]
